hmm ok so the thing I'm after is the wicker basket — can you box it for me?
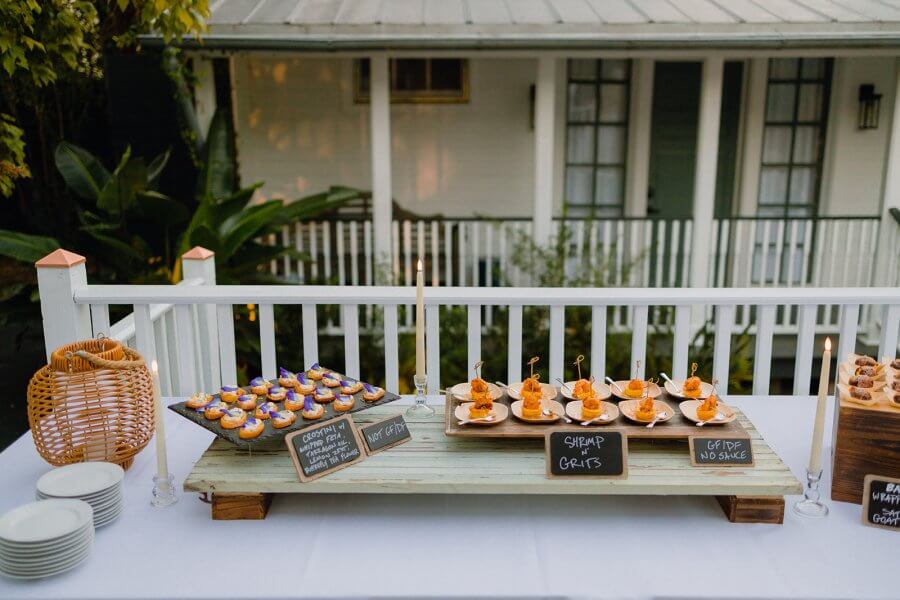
[27,338,155,470]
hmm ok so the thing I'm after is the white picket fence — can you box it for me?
[37,249,900,400]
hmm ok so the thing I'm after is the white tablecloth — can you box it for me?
[0,395,895,600]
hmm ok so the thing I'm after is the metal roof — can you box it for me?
[176,0,900,50]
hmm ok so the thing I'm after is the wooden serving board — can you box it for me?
[444,393,749,440]
[184,405,801,524]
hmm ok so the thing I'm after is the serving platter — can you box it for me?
[679,400,737,425]
[610,381,662,401]
[564,400,620,424]
[453,402,510,426]
[169,366,400,447]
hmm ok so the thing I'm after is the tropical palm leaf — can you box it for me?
[0,230,61,263]
[54,142,112,201]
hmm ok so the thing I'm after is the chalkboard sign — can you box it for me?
[285,415,366,482]
[863,475,900,531]
[360,414,411,455]
[545,430,627,479]
[689,436,754,466]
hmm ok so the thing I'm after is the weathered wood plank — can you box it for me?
[715,495,785,524]
[211,493,272,520]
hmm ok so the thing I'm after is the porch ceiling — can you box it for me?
[159,0,900,50]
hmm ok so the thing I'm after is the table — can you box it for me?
[0,396,896,599]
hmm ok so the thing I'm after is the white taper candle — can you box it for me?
[808,338,831,474]
[150,360,169,479]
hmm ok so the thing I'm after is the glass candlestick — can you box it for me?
[406,374,434,418]
[151,473,178,508]
[792,468,828,518]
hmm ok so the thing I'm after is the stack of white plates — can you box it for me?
[36,463,124,528]
[0,499,94,579]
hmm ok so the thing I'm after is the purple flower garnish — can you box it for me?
[297,373,308,384]
[221,385,238,392]
[269,410,279,419]
[242,418,258,428]
[311,363,321,370]
[338,395,352,402]
[363,383,375,393]
[303,395,315,411]
[238,394,255,402]
[324,372,337,380]
[279,367,294,378]
[249,377,265,386]
[269,386,285,394]
[286,390,298,402]
[340,380,351,387]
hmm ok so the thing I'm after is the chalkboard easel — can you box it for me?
[285,415,366,482]
[545,429,628,479]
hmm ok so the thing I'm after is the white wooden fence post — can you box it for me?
[36,249,92,361]
[182,247,221,390]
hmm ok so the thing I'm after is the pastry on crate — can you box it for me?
[334,394,356,412]
[267,386,288,402]
[219,385,245,403]
[278,367,299,389]
[307,363,326,380]
[186,393,213,409]
[248,377,272,396]
[284,391,304,411]
[849,387,872,402]
[220,408,248,430]
[362,383,385,402]
[892,359,900,370]
[239,418,265,440]
[204,400,229,420]
[855,355,878,367]
[891,379,900,393]
[254,402,279,419]
[848,374,874,388]
[855,365,880,378]
[340,379,363,395]
[270,409,297,429]
[237,394,258,411]
[322,373,341,388]
[683,363,702,398]
[295,373,317,395]
[315,388,335,403]
[301,395,324,420]
[521,376,543,419]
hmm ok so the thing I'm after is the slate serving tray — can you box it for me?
[169,368,400,448]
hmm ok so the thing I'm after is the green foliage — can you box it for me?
[0,114,30,197]
[0,230,59,263]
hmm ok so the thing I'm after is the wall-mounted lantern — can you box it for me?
[858,84,882,130]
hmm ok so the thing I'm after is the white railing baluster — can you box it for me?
[632,305,648,378]
[342,304,360,379]
[282,225,291,278]
[800,219,813,286]
[444,221,453,286]
[302,304,319,367]
[426,304,440,391]
[471,221,480,287]
[391,220,400,283]
[259,303,276,380]
[793,304,817,396]
[498,223,508,287]
[191,305,207,390]
[322,222,332,285]
[591,305,606,383]
[752,304,776,395]
[431,221,439,287]
[785,220,799,293]
[164,310,179,395]
[878,304,900,359]
[485,224,494,326]
[216,304,237,385]
[155,315,172,396]
[467,304,481,379]
[90,304,110,338]
[672,304,691,381]
[134,304,157,370]
[350,221,359,286]
[309,222,319,281]
[549,305,564,382]
[268,233,277,275]
[771,219,786,286]
[668,220,680,288]
[403,220,412,286]
[458,222,467,286]
[713,305,734,394]
[508,305,523,384]
[383,305,399,393]
[811,220,827,287]
[758,220,772,286]
[336,221,346,286]
[173,304,198,395]
[295,223,305,283]
[363,221,373,286]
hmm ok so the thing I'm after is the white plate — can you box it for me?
[0,525,90,553]
[38,489,121,509]
[559,380,611,401]
[37,463,123,498]
[94,507,123,527]
[506,382,558,402]
[0,500,93,544]
[663,380,715,400]
[0,535,92,567]
[37,483,122,503]
[0,530,89,557]
[0,544,91,579]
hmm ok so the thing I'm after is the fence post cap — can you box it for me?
[182,246,215,260]
[35,249,86,268]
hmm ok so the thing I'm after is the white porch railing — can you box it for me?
[37,248,900,402]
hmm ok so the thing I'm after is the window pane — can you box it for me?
[568,84,596,122]
[394,59,427,91]
[595,167,623,207]
[566,126,594,163]
[797,84,823,121]
[599,84,627,122]
[793,126,819,163]
[601,59,629,81]
[596,126,625,164]
[766,84,796,121]
[569,59,597,80]
[566,167,593,205]
[762,126,792,163]
[430,59,462,91]
[789,167,816,205]
[770,58,798,79]
[759,167,788,206]
[787,205,813,218]
[801,58,825,79]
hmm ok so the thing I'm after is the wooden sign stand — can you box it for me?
[285,415,367,483]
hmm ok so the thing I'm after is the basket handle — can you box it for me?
[72,350,147,370]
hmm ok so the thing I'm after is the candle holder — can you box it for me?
[406,374,434,418]
[151,473,178,508]
[792,468,828,518]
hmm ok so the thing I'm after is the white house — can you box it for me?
[167,0,900,294]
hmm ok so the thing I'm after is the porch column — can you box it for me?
[689,58,724,287]
[737,58,768,216]
[193,56,217,139]
[370,55,393,275]
[625,59,654,217]
[533,56,557,246]
[875,58,900,287]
